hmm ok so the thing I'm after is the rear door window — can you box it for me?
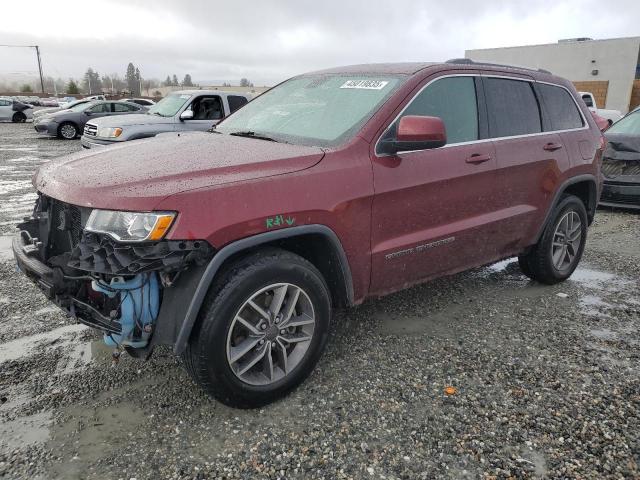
[484,78,541,138]
[114,103,139,112]
[228,95,248,114]
[399,76,478,144]
[538,84,584,131]
[88,103,110,113]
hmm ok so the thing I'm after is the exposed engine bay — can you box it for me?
[15,193,213,352]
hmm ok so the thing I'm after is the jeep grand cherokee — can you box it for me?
[13,60,603,408]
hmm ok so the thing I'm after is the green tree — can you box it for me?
[82,68,102,94]
[172,74,179,86]
[66,79,80,94]
[164,75,171,87]
[182,74,193,87]
[20,84,33,93]
[125,62,137,94]
[239,78,254,88]
[134,68,141,96]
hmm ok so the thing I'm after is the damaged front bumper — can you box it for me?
[600,159,640,209]
[13,196,214,355]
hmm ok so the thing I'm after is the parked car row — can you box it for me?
[81,90,248,147]
[33,100,149,139]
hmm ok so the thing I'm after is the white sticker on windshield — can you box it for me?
[179,94,190,99]
[340,80,389,90]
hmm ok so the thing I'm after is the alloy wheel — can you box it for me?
[551,211,582,271]
[60,124,77,139]
[226,283,315,386]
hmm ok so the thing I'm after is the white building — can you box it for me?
[466,36,640,114]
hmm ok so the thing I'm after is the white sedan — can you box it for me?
[0,98,33,122]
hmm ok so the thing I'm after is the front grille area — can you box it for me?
[602,158,640,179]
[45,197,90,258]
[84,123,97,136]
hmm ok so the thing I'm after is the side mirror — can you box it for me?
[180,109,194,121]
[378,115,446,155]
[84,111,92,115]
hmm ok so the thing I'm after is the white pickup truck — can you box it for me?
[579,91,623,125]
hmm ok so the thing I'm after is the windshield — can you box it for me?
[148,93,192,117]
[216,74,404,147]
[607,110,640,135]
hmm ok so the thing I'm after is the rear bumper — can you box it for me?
[600,180,640,210]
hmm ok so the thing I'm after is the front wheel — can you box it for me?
[518,194,588,284]
[57,122,78,139]
[183,248,331,408]
[12,112,26,123]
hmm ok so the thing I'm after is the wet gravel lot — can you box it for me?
[0,122,639,479]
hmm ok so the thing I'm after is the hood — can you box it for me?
[604,133,640,162]
[47,108,73,118]
[34,132,325,210]
[88,113,173,128]
[33,107,60,117]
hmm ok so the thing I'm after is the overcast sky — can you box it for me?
[1,0,639,86]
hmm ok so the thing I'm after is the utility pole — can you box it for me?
[35,46,45,94]
[0,44,46,94]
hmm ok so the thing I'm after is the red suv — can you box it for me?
[13,60,603,407]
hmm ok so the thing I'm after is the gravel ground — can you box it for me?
[0,122,639,480]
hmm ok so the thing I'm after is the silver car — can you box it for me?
[0,98,34,122]
[80,90,251,148]
[34,100,146,139]
[32,99,93,120]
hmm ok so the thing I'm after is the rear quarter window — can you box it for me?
[484,78,541,138]
[538,84,584,131]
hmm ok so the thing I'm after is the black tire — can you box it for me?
[183,248,332,408]
[519,194,588,284]
[11,112,26,123]
[57,122,78,139]
[517,255,533,278]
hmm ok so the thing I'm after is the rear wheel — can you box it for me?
[11,112,26,123]
[183,248,331,408]
[518,194,588,284]
[57,122,78,139]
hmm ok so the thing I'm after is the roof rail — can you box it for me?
[445,58,552,75]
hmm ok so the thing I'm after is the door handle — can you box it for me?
[466,153,492,164]
[543,142,563,152]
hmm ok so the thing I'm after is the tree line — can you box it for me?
[5,64,255,96]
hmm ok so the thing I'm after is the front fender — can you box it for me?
[172,224,353,355]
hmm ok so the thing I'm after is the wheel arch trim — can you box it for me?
[173,224,354,354]
[533,173,598,243]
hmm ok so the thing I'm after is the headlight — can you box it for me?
[85,210,176,242]
[97,127,123,138]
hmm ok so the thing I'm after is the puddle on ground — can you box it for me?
[0,324,87,363]
[569,268,631,291]
[579,294,613,317]
[0,411,52,449]
[0,235,13,262]
[49,403,146,479]
[590,328,618,340]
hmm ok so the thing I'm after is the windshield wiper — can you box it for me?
[229,131,281,143]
